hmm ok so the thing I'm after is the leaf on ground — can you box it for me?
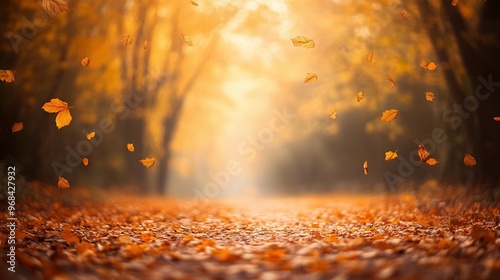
[470,225,495,244]
[77,241,95,255]
[62,227,80,244]
[181,34,194,46]
[81,57,90,68]
[12,122,23,133]
[57,176,70,189]
[304,73,318,83]
[0,70,15,82]
[387,75,396,87]
[464,153,476,166]
[86,132,95,140]
[385,150,398,161]
[357,91,364,102]
[381,109,398,122]
[140,157,156,168]
[291,36,315,48]
[127,143,135,152]
[425,91,435,101]
[42,0,69,16]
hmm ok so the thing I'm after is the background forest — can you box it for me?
[1,0,499,198]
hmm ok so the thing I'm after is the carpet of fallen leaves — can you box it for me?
[2,184,500,280]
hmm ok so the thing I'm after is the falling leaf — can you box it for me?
[363,161,368,175]
[464,153,476,167]
[143,40,149,49]
[81,57,90,68]
[328,109,337,119]
[181,34,193,47]
[122,34,133,46]
[420,60,429,68]
[451,0,460,6]
[0,70,15,82]
[425,92,435,101]
[494,117,500,121]
[82,158,89,166]
[366,52,375,63]
[381,109,398,122]
[127,143,135,152]
[140,157,156,168]
[400,9,411,19]
[42,0,69,16]
[12,122,23,133]
[191,1,199,6]
[58,176,70,189]
[87,132,95,140]
[304,73,318,83]
[417,144,439,166]
[385,150,398,161]
[42,98,73,129]
[387,75,396,87]
[291,36,315,48]
[357,91,364,102]
[427,62,437,71]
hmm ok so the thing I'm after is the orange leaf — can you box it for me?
[464,153,476,167]
[42,0,69,16]
[385,150,398,161]
[0,70,15,82]
[191,1,199,6]
[424,158,439,166]
[143,40,149,49]
[357,91,364,102]
[82,157,89,166]
[366,52,375,63]
[55,108,72,129]
[400,9,410,19]
[381,109,398,122]
[12,122,23,133]
[181,34,193,47]
[387,75,396,87]
[363,160,368,175]
[62,227,80,244]
[419,60,429,68]
[493,117,500,122]
[140,157,156,168]
[427,62,437,71]
[122,34,133,46]
[77,241,95,254]
[42,98,69,113]
[58,176,70,189]
[86,132,95,140]
[304,73,318,83]
[291,36,315,48]
[81,57,90,68]
[328,109,337,119]
[417,144,439,165]
[425,91,435,101]
[451,0,460,6]
[127,143,135,152]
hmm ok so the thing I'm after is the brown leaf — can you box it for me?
[328,109,337,119]
[58,176,70,189]
[81,57,90,68]
[122,34,133,46]
[0,70,15,82]
[304,73,318,83]
[366,52,375,63]
[464,153,476,167]
[425,91,435,101]
[363,160,368,175]
[62,227,80,244]
[181,34,193,47]
[291,36,315,48]
[357,91,364,102]
[82,157,89,166]
[140,157,156,168]
[385,150,398,161]
[493,117,500,122]
[77,241,95,254]
[42,0,69,16]
[127,143,135,152]
[381,109,398,122]
[12,122,23,133]
[86,132,95,140]
[191,1,199,6]
[387,75,396,87]
[470,225,495,244]
[400,9,411,19]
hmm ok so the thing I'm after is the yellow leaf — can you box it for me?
[387,75,396,87]
[425,91,435,101]
[122,34,133,46]
[87,132,95,140]
[366,52,375,63]
[143,40,149,49]
[291,36,315,48]
[82,157,89,166]
[427,62,437,71]
[494,117,500,122]
[12,122,23,133]
[42,0,69,16]
[385,150,398,161]
[81,57,90,68]
[381,109,398,122]
[451,0,460,6]
[191,1,199,6]
[464,153,476,167]
[181,34,193,47]
[304,73,318,83]
[58,176,70,189]
[363,161,368,175]
[0,70,15,82]
[357,91,364,102]
[55,108,72,129]
[328,109,337,119]
[42,98,69,113]
[140,157,156,168]
[127,143,135,152]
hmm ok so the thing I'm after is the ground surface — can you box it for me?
[2,185,500,280]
